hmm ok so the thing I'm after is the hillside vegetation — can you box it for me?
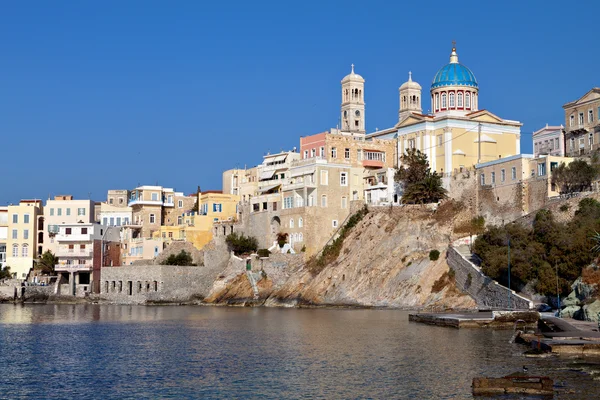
[473,198,600,296]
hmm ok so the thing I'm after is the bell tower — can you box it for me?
[341,64,365,134]
[399,71,422,121]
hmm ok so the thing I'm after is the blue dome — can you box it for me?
[431,63,478,89]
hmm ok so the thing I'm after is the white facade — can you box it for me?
[44,197,95,255]
[99,203,133,227]
[54,223,119,272]
[533,124,564,157]
[364,168,401,205]
[0,207,7,269]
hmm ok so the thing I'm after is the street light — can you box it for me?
[556,262,561,318]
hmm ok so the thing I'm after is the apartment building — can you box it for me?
[44,195,95,255]
[0,207,7,270]
[563,88,600,157]
[54,222,120,294]
[6,200,43,279]
[533,124,564,157]
[223,167,259,203]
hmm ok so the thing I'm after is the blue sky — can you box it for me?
[2,0,599,204]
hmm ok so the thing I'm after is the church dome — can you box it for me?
[342,64,364,83]
[431,46,478,89]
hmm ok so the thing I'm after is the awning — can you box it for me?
[290,167,315,178]
[258,184,281,194]
[260,170,276,180]
[266,154,288,163]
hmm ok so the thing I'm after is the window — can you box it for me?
[109,198,113,204]
[304,150,308,159]
[213,203,222,212]
[457,92,463,107]
[511,167,516,180]
[57,208,62,216]
[579,112,584,125]
[66,208,70,216]
[12,244,18,257]
[22,244,28,257]
[298,217,303,228]
[491,172,495,184]
[290,219,294,228]
[345,148,350,159]
[65,228,72,235]
[321,195,327,207]
[538,163,546,176]
[168,195,173,204]
[12,229,17,239]
[12,214,18,223]
[320,147,325,157]
[449,92,455,108]
[23,229,29,240]
[340,172,348,186]
[177,216,182,225]
[109,217,115,226]
[178,200,183,208]
[570,115,574,127]
[298,233,303,242]
[408,139,416,149]
[341,196,347,209]
[77,208,86,216]
[437,135,443,147]
[501,169,506,182]
[150,214,156,224]
[570,138,575,149]
[116,217,121,226]
[81,228,88,234]
[284,197,293,209]
[151,193,159,201]
[357,149,362,161]
[23,214,29,224]
[589,109,594,123]
[103,218,108,225]
[555,138,559,150]
[465,92,471,108]
[311,148,316,158]
[332,220,338,228]
[435,93,439,109]
[331,147,337,158]
[441,93,447,108]
[480,173,485,185]
[320,170,328,185]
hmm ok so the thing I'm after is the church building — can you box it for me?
[367,44,522,176]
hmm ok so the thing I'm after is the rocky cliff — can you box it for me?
[204,205,476,310]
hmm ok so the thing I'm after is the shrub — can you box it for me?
[559,204,570,212]
[277,232,288,248]
[429,249,440,261]
[257,249,270,258]
[448,268,456,279]
[0,266,12,280]
[301,245,306,253]
[225,232,258,256]
[161,250,194,266]
[466,272,472,287]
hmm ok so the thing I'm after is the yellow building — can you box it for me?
[6,200,43,279]
[368,44,522,176]
[154,191,240,250]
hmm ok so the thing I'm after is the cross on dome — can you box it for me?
[408,71,412,81]
[351,63,355,74]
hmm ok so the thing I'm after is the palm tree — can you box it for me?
[36,250,58,275]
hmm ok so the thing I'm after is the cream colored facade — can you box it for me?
[6,200,43,279]
[563,88,600,157]
[43,196,95,255]
[223,167,259,203]
[368,45,521,176]
[0,207,7,269]
[533,125,564,157]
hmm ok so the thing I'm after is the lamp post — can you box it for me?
[556,262,561,318]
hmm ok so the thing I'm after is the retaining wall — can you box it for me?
[447,246,533,310]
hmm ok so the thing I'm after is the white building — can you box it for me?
[533,124,564,157]
[0,207,7,270]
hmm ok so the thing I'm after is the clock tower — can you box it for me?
[341,64,365,135]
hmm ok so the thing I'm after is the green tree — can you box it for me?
[0,266,12,280]
[35,250,58,274]
[225,232,258,256]
[161,250,194,266]
[551,160,597,195]
[395,149,447,204]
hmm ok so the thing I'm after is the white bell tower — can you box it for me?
[399,71,422,121]
[340,64,365,134]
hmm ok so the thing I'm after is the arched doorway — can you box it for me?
[270,216,281,245]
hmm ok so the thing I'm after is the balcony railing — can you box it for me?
[291,156,326,167]
[55,264,93,271]
[56,249,93,258]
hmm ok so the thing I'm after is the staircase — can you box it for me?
[456,244,482,267]
[245,271,260,300]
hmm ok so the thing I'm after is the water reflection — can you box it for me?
[0,305,598,399]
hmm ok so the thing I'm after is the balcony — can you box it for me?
[55,264,93,272]
[55,234,92,242]
[56,249,93,258]
[283,180,317,191]
[128,198,163,207]
[363,160,384,168]
[291,156,327,167]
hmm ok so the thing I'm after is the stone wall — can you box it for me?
[97,264,221,304]
[153,241,204,266]
[447,245,533,310]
